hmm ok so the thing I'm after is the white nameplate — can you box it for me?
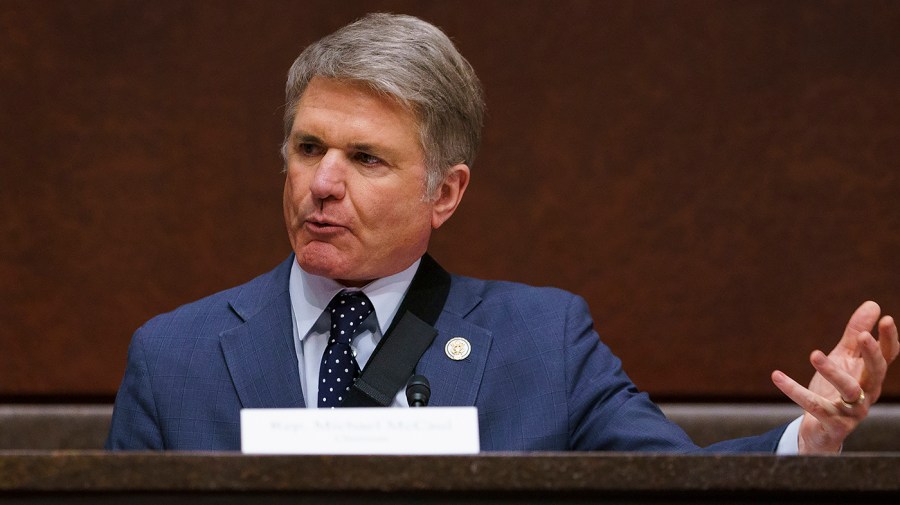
[240,407,479,455]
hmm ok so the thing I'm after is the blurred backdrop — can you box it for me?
[2,0,899,401]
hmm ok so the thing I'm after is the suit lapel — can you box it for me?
[417,310,492,407]
[413,271,493,407]
[219,257,306,409]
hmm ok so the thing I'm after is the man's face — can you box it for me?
[282,77,440,286]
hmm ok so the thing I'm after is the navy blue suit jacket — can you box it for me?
[106,255,786,451]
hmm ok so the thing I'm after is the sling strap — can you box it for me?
[341,254,450,407]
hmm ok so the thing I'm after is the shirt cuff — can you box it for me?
[775,416,803,455]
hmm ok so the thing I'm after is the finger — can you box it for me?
[809,350,865,405]
[878,315,899,364]
[771,370,834,416]
[840,301,881,348]
[857,331,887,389]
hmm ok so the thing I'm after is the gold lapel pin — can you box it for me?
[445,337,471,361]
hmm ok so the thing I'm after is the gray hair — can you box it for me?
[282,13,485,196]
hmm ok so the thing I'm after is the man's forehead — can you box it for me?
[297,78,419,120]
[289,79,423,147]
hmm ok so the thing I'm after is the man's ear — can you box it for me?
[431,163,470,229]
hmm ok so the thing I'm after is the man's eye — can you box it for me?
[354,152,383,166]
[297,143,323,156]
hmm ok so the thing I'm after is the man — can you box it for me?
[106,13,898,452]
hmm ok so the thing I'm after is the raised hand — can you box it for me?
[771,301,899,453]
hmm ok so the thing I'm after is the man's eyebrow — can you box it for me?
[349,143,381,154]
[291,132,323,144]
[350,142,404,160]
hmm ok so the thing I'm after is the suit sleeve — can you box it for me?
[105,327,165,450]
[562,294,786,452]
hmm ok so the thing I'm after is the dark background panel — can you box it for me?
[1,0,898,400]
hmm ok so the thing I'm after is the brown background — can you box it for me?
[2,0,898,401]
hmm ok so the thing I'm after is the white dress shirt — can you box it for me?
[287,258,420,408]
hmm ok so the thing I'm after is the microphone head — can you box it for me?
[405,374,431,407]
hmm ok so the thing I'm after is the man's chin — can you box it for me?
[295,250,371,286]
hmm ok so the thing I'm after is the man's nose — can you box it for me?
[309,150,347,201]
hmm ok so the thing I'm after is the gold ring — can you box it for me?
[840,389,866,409]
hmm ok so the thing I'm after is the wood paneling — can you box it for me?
[2,0,898,399]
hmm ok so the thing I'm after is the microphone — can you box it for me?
[405,374,431,407]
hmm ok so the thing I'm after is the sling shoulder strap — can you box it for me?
[341,254,450,407]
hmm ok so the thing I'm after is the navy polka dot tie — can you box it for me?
[318,291,373,408]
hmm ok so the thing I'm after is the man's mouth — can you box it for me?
[304,216,347,234]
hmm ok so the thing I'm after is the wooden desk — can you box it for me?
[1,452,898,503]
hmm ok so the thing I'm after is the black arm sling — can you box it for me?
[341,254,450,407]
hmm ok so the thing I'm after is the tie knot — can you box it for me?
[327,291,374,344]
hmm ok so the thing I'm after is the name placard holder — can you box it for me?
[241,407,479,455]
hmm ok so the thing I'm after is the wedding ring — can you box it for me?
[840,389,866,409]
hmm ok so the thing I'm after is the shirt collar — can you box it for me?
[288,257,421,341]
